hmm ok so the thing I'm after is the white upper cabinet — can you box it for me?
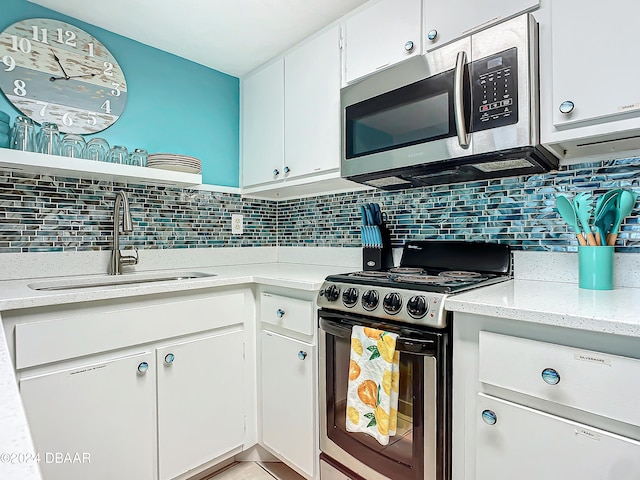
[423,0,539,51]
[550,0,640,128]
[285,25,341,180]
[344,0,422,84]
[242,59,285,187]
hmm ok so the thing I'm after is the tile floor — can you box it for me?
[207,461,305,480]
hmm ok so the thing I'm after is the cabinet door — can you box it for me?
[261,330,316,477]
[157,330,245,480]
[424,0,538,51]
[285,25,341,179]
[476,394,640,480]
[242,59,284,186]
[344,0,422,84]
[551,0,640,128]
[20,352,155,480]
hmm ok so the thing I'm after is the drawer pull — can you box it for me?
[276,308,285,318]
[481,409,497,425]
[541,368,561,385]
[298,351,307,361]
[137,362,149,375]
[164,353,175,365]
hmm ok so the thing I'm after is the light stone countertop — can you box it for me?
[445,279,640,338]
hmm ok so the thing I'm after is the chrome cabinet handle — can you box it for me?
[273,168,280,177]
[559,100,575,114]
[541,368,561,385]
[481,409,497,425]
[427,29,438,41]
[454,51,470,149]
[164,353,175,365]
[137,361,149,374]
[298,351,307,360]
[404,40,414,52]
[276,308,285,318]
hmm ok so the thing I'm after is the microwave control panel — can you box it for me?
[471,47,519,132]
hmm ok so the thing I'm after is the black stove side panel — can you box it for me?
[400,241,511,275]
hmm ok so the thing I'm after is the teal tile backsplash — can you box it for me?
[0,157,638,254]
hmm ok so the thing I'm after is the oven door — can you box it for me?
[319,311,450,480]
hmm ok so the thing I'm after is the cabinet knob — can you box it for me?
[137,362,149,374]
[404,40,415,52]
[541,367,561,385]
[276,308,285,318]
[298,351,308,360]
[427,29,438,41]
[559,100,575,114]
[164,353,175,365]
[283,166,290,174]
[273,168,280,177]
[481,409,497,425]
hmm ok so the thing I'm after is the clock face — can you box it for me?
[0,18,127,134]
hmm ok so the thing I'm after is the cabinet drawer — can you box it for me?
[476,393,640,480]
[260,293,314,336]
[479,331,640,426]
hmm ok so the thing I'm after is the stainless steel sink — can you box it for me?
[28,271,217,291]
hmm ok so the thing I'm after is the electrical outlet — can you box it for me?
[231,214,243,235]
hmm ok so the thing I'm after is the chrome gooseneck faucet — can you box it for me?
[110,191,138,275]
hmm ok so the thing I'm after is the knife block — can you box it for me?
[362,224,393,271]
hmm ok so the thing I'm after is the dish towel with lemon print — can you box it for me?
[346,326,400,446]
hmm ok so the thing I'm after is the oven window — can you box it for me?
[326,332,424,480]
[345,68,463,159]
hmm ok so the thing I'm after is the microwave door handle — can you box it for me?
[454,50,470,149]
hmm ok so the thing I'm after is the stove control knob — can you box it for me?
[383,292,403,315]
[342,287,359,307]
[407,295,429,319]
[324,285,340,302]
[361,290,379,311]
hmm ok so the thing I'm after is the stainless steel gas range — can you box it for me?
[317,241,511,480]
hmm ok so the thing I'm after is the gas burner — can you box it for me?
[349,271,390,278]
[391,274,456,285]
[389,267,425,274]
[438,271,484,280]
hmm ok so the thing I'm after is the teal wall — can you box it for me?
[0,0,240,187]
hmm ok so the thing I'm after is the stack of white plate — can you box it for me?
[146,153,202,174]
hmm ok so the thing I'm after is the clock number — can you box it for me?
[2,55,16,72]
[36,101,49,117]
[10,35,32,54]
[103,61,114,77]
[87,112,97,126]
[87,42,95,57]
[13,79,27,97]
[31,26,49,44]
[62,112,73,127]
[110,82,121,97]
[101,100,112,114]
[56,28,77,47]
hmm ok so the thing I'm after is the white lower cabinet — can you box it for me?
[157,330,245,480]
[20,352,156,480]
[261,330,316,478]
[476,394,640,480]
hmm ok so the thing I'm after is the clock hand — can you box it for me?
[51,50,70,80]
[49,73,97,82]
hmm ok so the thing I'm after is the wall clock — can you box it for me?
[0,18,127,134]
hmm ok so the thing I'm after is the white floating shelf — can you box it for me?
[0,148,202,187]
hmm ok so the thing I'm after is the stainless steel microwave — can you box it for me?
[340,13,558,190]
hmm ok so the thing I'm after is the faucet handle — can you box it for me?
[119,247,139,267]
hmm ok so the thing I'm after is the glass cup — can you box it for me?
[10,115,36,152]
[106,145,129,164]
[83,138,110,161]
[60,134,86,158]
[128,148,148,167]
[36,122,61,155]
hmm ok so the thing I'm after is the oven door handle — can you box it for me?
[319,317,438,356]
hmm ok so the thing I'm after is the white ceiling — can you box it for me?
[27,0,369,77]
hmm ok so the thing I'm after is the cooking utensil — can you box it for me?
[594,193,618,246]
[556,195,586,246]
[573,192,597,246]
[607,189,637,245]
